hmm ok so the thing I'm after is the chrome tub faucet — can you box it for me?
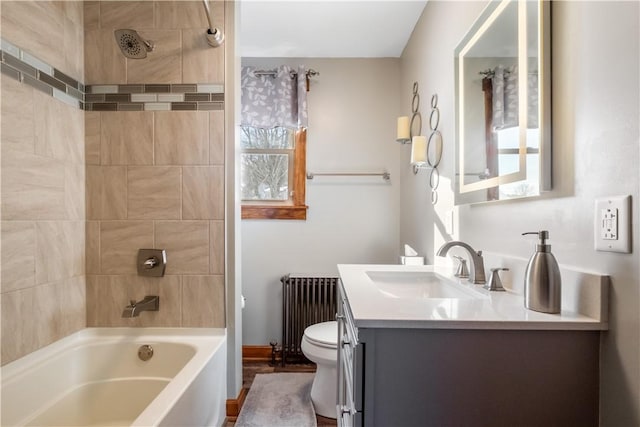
[437,241,486,285]
[122,295,159,318]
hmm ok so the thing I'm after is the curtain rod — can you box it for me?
[253,69,320,78]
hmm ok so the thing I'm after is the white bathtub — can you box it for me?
[1,328,227,427]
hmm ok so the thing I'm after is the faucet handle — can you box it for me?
[452,256,469,278]
[129,299,137,306]
[484,268,509,291]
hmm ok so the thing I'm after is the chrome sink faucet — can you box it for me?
[436,241,486,285]
[122,295,159,318]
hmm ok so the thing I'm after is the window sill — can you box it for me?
[241,204,308,220]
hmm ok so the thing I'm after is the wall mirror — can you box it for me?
[454,0,551,205]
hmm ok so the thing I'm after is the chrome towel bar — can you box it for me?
[306,171,391,181]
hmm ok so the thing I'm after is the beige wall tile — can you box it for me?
[86,166,127,220]
[1,148,66,220]
[33,282,60,348]
[85,112,101,165]
[84,29,127,84]
[34,93,83,164]
[127,30,182,84]
[35,221,84,285]
[101,112,154,165]
[63,15,84,81]
[155,221,209,274]
[1,288,37,365]
[57,276,86,336]
[182,166,224,219]
[1,221,36,293]
[182,275,225,327]
[155,1,209,29]
[87,275,181,327]
[100,221,154,274]
[86,221,100,274]
[155,112,209,165]
[210,220,224,274]
[209,110,225,165]
[1,77,34,154]
[127,166,182,220]
[84,1,100,30]
[65,163,85,221]
[100,1,155,30]
[1,1,65,74]
[182,29,224,83]
[86,275,130,327]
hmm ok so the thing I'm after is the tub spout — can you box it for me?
[122,295,159,318]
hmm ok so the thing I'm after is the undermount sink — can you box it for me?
[365,271,486,300]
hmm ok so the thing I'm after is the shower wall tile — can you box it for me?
[209,110,225,165]
[65,163,86,221]
[182,275,225,327]
[155,221,210,274]
[127,166,182,219]
[86,166,128,220]
[100,221,154,274]
[1,148,67,220]
[58,276,87,335]
[100,111,154,165]
[127,30,182,84]
[84,29,127,84]
[84,1,101,31]
[155,1,209,29]
[154,111,209,165]
[182,29,224,83]
[100,1,155,30]
[182,166,224,219]
[35,221,85,285]
[210,220,224,275]
[1,221,36,293]
[1,287,38,364]
[85,112,102,165]
[1,77,34,154]
[34,93,83,164]
[86,221,101,275]
[86,275,129,327]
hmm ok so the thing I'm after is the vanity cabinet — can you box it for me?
[336,279,600,427]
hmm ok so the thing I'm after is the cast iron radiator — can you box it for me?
[281,274,338,365]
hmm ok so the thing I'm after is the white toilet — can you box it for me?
[301,321,338,419]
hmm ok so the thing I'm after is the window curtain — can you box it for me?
[240,65,308,129]
[492,65,538,130]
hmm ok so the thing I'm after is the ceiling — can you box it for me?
[239,1,428,58]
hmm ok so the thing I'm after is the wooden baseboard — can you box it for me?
[226,387,248,418]
[242,345,279,362]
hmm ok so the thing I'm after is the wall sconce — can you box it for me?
[396,82,421,144]
[412,94,443,205]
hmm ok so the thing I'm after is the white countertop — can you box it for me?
[337,264,609,331]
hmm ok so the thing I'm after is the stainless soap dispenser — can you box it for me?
[522,231,561,313]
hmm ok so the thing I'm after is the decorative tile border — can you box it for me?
[0,38,224,112]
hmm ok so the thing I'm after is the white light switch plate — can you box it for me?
[594,195,631,253]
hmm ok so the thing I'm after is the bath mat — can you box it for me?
[235,373,317,427]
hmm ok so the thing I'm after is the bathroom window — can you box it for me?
[240,126,307,220]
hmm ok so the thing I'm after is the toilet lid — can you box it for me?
[304,321,338,347]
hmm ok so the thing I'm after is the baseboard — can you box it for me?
[242,345,279,362]
[225,387,248,418]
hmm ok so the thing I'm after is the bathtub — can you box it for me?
[1,328,226,427]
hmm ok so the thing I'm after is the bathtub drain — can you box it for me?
[138,344,154,361]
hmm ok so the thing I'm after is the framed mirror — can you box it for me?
[454,0,551,204]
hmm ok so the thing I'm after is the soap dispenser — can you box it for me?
[522,231,561,313]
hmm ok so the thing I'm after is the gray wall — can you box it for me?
[400,1,639,424]
[241,58,402,345]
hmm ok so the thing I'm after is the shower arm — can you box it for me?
[202,0,224,47]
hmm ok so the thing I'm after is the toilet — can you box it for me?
[301,321,338,419]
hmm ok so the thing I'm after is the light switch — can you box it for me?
[595,196,631,253]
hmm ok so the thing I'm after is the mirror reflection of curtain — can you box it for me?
[483,65,539,200]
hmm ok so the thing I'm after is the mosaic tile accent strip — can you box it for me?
[0,38,225,112]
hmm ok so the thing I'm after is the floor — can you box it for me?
[225,361,337,427]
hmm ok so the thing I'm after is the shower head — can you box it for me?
[114,29,154,59]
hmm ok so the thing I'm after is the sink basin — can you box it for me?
[365,271,485,300]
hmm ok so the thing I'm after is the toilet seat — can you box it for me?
[303,321,337,349]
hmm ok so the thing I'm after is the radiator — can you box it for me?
[281,274,338,365]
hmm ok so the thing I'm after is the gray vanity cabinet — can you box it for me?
[336,280,600,427]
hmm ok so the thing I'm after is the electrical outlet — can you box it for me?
[594,195,631,253]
